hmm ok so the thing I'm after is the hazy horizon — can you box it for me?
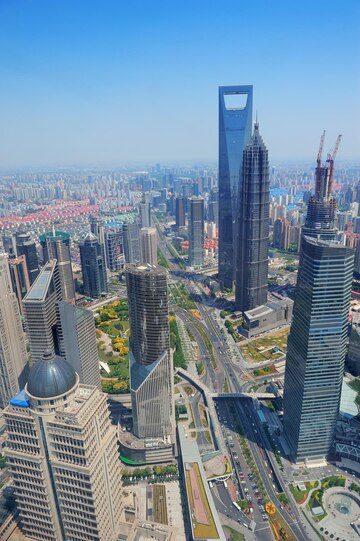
[0,0,359,168]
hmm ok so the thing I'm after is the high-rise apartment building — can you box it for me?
[40,231,75,303]
[188,196,205,267]
[4,350,123,541]
[1,233,16,255]
[23,259,64,362]
[122,222,141,264]
[79,232,107,298]
[0,254,28,408]
[283,236,354,463]
[273,218,290,250]
[126,264,173,441]
[218,85,253,288]
[140,227,157,266]
[16,231,40,285]
[235,122,269,312]
[59,301,101,389]
[175,196,186,228]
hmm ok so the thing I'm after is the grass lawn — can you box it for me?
[289,481,319,504]
[307,490,327,522]
[240,328,289,363]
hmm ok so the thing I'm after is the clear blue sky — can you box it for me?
[0,0,359,167]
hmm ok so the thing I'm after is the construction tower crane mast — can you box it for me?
[316,130,326,196]
[327,134,342,193]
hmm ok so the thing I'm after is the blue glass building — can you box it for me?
[218,85,253,289]
[283,236,354,463]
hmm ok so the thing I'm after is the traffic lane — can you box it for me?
[176,308,222,391]
[242,401,312,538]
[218,402,268,527]
[237,400,308,541]
[214,399,265,523]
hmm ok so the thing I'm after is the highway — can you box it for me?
[155,223,311,540]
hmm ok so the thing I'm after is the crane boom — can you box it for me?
[316,131,326,196]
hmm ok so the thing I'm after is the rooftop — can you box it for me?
[23,260,56,302]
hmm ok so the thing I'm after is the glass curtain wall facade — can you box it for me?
[283,236,354,463]
[218,85,253,288]
[235,123,269,311]
[188,196,204,267]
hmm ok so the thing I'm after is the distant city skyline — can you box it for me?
[0,0,359,167]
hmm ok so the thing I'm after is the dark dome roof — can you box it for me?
[27,350,77,398]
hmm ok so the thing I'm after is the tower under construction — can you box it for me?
[302,132,342,241]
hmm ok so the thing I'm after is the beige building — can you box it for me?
[0,253,28,408]
[140,227,157,266]
[4,350,123,541]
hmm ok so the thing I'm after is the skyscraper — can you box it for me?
[139,197,152,228]
[40,230,75,303]
[104,228,122,271]
[16,231,40,285]
[235,122,269,311]
[175,196,186,228]
[0,254,28,408]
[8,252,30,310]
[283,236,354,463]
[188,196,205,267]
[4,350,123,541]
[23,259,64,362]
[79,232,107,298]
[140,226,158,266]
[218,85,253,288]
[302,132,341,242]
[126,264,173,440]
[59,301,101,389]
[89,215,105,245]
[123,222,141,264]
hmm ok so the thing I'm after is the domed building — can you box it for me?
[4,349,123,541]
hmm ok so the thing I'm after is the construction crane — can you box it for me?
[315,130,326,196]
[327,134,342,193]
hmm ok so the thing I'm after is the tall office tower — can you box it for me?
[89,215,105,245]
[123,222,141,264]
[188,196,205,267]
[283,236,354,463]
[139,197,152,228]
[59,301,101,389]
[104,228,122,271]
[175,196,186,228]
[8,252,30,310]
[4,350,123,541]
[0,254,28,408]
[218,85,253,288]
[40,230,75,303]
[140,227,158,265]
[302,132,341,241]
[354,238,360,278]
[126,264,173,440]
[235,122,269,312]
[79,232,107,298]
[16,231,40,285]
[23,259,64,362]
